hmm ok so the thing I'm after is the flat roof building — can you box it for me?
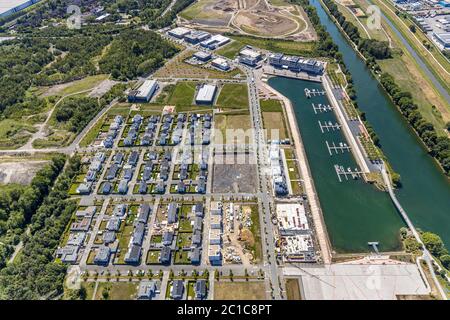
[185,30,211,44]
[195,84,217,105]
[194,51,212,61]
[168,27,191,39]
[208,245,222,264]
[211,57,230,71]
[128,80,158,103]
[434,32,450,49]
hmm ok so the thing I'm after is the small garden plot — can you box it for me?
[146,250,161,265]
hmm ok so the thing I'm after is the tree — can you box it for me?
[421,232,445,256]
[409,25,416,33]
[439,254,450,270]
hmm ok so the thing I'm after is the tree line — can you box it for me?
[0,155,81,299]
[380,73,450,175]
[0,155,66,269]
[99,29,179,80]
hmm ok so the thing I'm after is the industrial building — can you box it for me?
[168,27,191,39]
[433,32,450,49]
[268,53,324,74]
[193,51,212,62]
[195,84,217,104]
[0,0,41,18]
[200,34,230,49]
[184,30,211,44]
[238,48,262,66]
[128,80,159,103]
[211,57,230,71]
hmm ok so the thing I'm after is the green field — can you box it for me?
[260,99,283,112]
[228,34,316,57]
[168,81,197,106]
[0,119,37,149]
[215,41,246,59]
[216,84,249,110]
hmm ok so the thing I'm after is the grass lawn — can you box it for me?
[55,74,109,97]
[285,278,302,300]
[262,112,288,140]
[0,119,37,149]
[214,281,266,300]
[94,282,138,300]
[229,34,316,57]
[168,81,197,106]
[215,40,246,59]
[146,250,161,264]
[173,250,191,264]
[260,99,283,112]
[248,205,262,263]
[216,84,249,110]
[214,113,252,143]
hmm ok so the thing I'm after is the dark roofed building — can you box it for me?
[124,244,141,264]
[132,222,145,246]
[137,203,151,223]
[171,280,184,299]
[195,280,207,299]
[138,181,147,194]
[162,231,174,246]
[167,203,177,224]
[160,246,171,264]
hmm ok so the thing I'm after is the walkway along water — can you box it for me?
[308,0,450,249]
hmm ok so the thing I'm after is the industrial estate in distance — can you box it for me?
[0,0,449,303]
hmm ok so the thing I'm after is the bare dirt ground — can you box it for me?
[88,79,119,98]
[0,160,49,185]
[179,0,317,41]
[212,156,257,193]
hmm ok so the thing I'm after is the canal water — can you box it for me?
[269,77,404,252]
[269,0,450,252]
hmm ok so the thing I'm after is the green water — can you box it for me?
[269,78,404,252]
[269,0,450,252]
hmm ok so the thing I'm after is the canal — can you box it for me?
[269,0,450,252]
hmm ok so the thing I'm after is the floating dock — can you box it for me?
[312,103,333,114]
[334,164,365,182]
[326,141,351,155]
[305,88,326,98]
[318,120,341,133]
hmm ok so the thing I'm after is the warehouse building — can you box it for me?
[168,27,191,39]
[195,84,217,105]
[185,30,211,44]
[200,34,230,49]
[128,80,158,102]
[433,32,450,49]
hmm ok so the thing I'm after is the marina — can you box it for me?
[305,88,326,98]
[312,103,333,114]
[318,120,341,133]
[326,141,350,155]
[334,164,365,182]
[269,77,404,253]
